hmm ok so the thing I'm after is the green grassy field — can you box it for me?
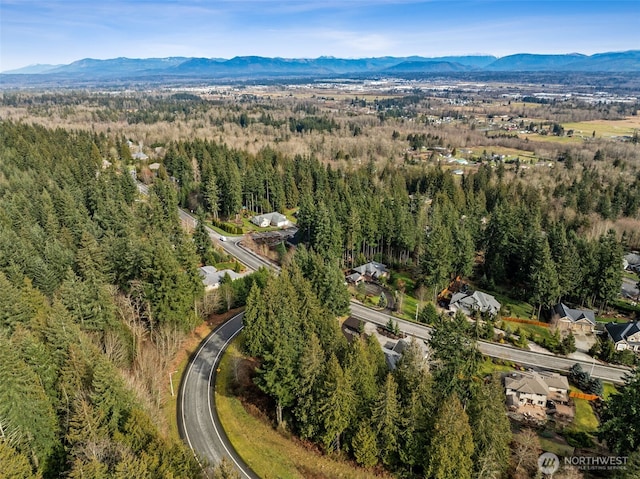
[562,119,639,138]
[566,387,599,434]
[602,382,618,401]
[478,357,516,376]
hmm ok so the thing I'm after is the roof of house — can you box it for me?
[392,338,429,358]
[353,261,388,277]
[505,372,549,396]
[606,321,640,343]
[624,252,640,266]
[199,266,241,287]
[346,272,362,283]
[537,371,570,390]
[504,371,569,397]
[251,212,289,226]
[450,290,501,315]
[554,303,596,325]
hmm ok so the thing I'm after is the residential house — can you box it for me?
[383,338,429,370]
[605,321,640,351]
[623,252,640,272]
[449,290,501,317]
[345,272,364,285]
[352,261,388,281]
[552,303,596,333]
[199,266,241,290]
[250,212,290,228]
[504,371,570,409]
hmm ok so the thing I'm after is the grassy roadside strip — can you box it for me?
[216,340,391,479]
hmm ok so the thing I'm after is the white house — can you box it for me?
[250,212,290,228]
[199,266,241,290]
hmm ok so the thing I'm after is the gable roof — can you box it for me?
[505,372,549,396]
[554,303,596,325]
[251,211,289,226]
[504,371,569,397]
[624,252,640,266]
[199,266,241,288]
[346,272,362,283]
[353,261,388,277]
[450,290,501,315]
[606,321,640,343]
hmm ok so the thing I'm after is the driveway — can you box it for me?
[622,277,639,301]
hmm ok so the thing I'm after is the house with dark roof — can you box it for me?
[605,321,640,351]
[552,303,596,332]
[450,290,501,317]
[352,261,388,281]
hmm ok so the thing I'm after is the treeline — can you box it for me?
[0,121,204,477]
[242,264,513,478]
[162,137,629,312]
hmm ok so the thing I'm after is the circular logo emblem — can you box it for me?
[538,452,560,474]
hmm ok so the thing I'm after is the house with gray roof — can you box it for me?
[505,371,569,409]
[449,290,501,317]
[623,252,640,272]
[199,266,242,290]
[552,303,595,332]
[605,321,640,351]
[352,261,388,280]
[251,212,290,228]
[345,272,364,285]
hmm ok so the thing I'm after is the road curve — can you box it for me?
[178,312,259,479]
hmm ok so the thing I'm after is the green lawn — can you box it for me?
[602,382,618,401]
[478,358,516,376]
[567,387,599,434]
[539,437,575,458]
[475,287,534,319]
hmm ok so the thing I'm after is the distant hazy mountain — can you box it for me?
[46,57,190,76]
[2,51,638,82]
[2,64,62,74]
[383,61,470,73]
[486,51,640,71]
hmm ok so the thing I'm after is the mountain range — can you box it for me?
[3,51,640,80]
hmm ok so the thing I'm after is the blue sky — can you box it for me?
[1,0,639,71]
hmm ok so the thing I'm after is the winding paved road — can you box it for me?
[178,312,259,479]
